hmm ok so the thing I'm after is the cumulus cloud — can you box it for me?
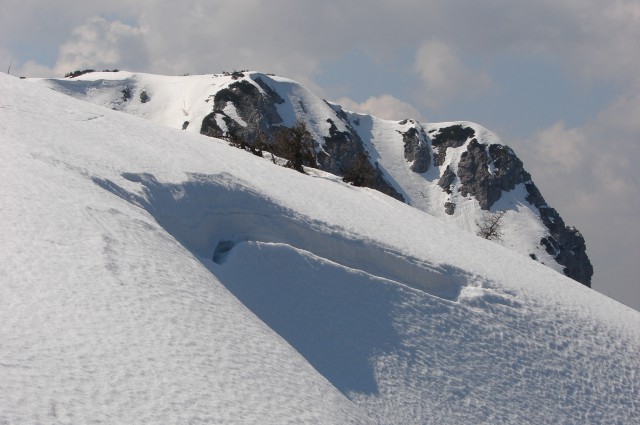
[134,1,357,79]
[335,95,425,121]
[529,121,587,170]
[515,91,640,308]
[412,40,491,107]
[18,61,57,78]
[522,91,640,215]
[594,91,640,136]
[3,1,640,86]
[52,17,147,75]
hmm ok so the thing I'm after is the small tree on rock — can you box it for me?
[227,132,247,150]
[341,152,377,187]
[273,121,317,173]
[476,210,506,241]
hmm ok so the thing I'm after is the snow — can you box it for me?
[0,74,371,425]
[5,72,639,424]
[37,72,559,267]
[39,72,236,135]
[223,102,247,127]
[39,71,355,161]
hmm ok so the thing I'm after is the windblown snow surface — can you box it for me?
[2,73,639,424]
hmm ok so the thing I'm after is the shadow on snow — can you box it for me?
[93,171,474,395]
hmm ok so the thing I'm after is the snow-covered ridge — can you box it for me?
[3,72,639,423]
[37,71,592,285]
[94,170,483,302]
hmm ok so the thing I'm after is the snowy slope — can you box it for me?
[5,73,639,423]
[38,71,593,285]
[0,74,372,425]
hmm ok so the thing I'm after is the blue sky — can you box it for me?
[317,47,621,134]
[2,0,638,310]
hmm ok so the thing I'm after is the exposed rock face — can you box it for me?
[200,76,403,201]
[525,181,593,286]
[319,118,361,174]
[201,79,284,144]
[400,126,430,173]
[444,202,456,215]
[438,165,456,194]
[457,139,526,210]
[318,118,403,201]
[430,124,475,166]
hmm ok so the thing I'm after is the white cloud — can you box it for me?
[134,1,352,78]
[2,46,55,77]
[567,2,640,86]
[594,91,640,136]
[52,17,147,75]
[17,61,57,78]
[2,1,640,87]
[514,90,640,308]
[412,40,491,107]
[336,95,425,121]
[529,121,587,170]
[521,90,640,215]
[5,1,637,92]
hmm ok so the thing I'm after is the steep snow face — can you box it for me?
[4,73,639,424]
[38,71,593,286]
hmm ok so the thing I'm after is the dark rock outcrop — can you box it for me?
[201,78,284,145]
[400,126,430,173]
[319,118,360,174]
[200,75,403,201]
[438,165,456,194]
[326,107,406,200]
[526,181,593,286]
[320,118,403,201]
[457,139,526,210]
[444,202,456,215]
[430,124,475,166]
[453,138,592,285]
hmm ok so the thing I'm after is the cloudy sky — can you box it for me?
[2,0,639,311]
